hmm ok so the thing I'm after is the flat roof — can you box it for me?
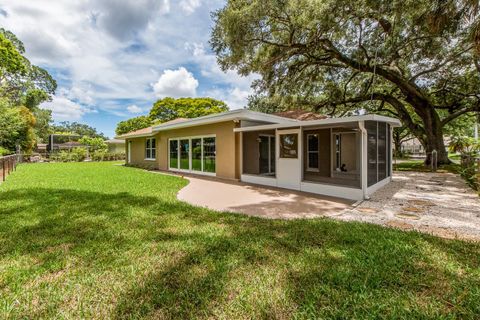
[233,114,401,132]
[152,109,298,132]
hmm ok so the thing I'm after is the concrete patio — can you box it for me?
[176,171,480,241]
[177,176,355,219]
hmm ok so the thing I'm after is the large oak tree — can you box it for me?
[211,0,480,164]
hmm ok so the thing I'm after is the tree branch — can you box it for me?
[441,104,480,125]
[409,45,474,82]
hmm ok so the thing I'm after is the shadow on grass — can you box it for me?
[1,187,479,319]
[114,213,480,319]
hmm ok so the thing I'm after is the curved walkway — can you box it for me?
[177,176,354,219]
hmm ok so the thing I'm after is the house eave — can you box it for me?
[233,114,402,132]
[115,133,155,140]
[151,109,299,132]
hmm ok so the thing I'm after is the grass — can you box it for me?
[394,159,461,174]
[0,162,479,319]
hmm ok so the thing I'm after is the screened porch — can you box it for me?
[241,130,276,177]
[302,125,362,189]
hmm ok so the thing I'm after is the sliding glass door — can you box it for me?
[191,138,202,171]
[169,136,216,175]
[259,135,275,174]
[180,139,190,170]
[169,140,178,168]
[203,137,216,173]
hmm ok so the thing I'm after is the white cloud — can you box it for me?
[0,0,253,136]
[185,42,258,109]
[152,67,199,98]
[205,87,252,109]
[40,96,94,121]
[180,0,201,14]
[91,0,171,40]
[127,104,142,114]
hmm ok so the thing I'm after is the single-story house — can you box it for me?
[105,139,126,153]
[117,109,401,200]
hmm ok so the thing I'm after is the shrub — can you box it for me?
[70,147,87,162]
[0,147,12,156]
[449,137,480,190]
[58,150,71,162]
[92,150,107,161]
[49,149,125,162]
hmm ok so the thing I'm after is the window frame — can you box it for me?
[279,133,298,159]
[167,134,216,176]
[145,137,156,161]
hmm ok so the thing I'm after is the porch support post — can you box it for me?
[359,121,369,199]
[239,131,243,179]
[390,125,393,181]
[299,126,304,182]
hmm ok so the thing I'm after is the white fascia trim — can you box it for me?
[234,114,402,133]
[152,109,298,132]
[116,133,155,139]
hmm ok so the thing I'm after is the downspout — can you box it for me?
[359,121,370,200]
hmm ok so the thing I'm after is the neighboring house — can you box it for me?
[35,143,48,155]
[47,134,84,152]
[117,109,401,200]
[400,137,425,156]
[105,139,125,153]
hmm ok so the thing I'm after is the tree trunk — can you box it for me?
[392,134,403,158]
[421,108,450,165]
[423,134,450,165]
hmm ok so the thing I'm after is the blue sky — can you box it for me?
[0,0,257,138]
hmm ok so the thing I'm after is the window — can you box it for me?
[307,134,319,171]
[168,136,216,174]
[279,134,298,158]
[145,138,156,160]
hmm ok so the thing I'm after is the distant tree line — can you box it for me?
[0,28,106,156]
[115,97,229,135]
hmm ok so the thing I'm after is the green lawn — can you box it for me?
[1,162,479,319]
[394,159,461,174]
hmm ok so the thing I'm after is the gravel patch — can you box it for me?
[338,171,480,241]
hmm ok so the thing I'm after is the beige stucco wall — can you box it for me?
[126,120,239,179]
[126,136,160,170]
[157,121,239,179]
